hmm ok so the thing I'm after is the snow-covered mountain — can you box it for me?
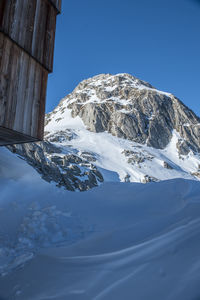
[1,73,200,299]
[8,73,200,190]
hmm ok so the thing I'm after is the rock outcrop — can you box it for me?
[8,73,200,190]
[8,142,103,191]
[46,73,200,154]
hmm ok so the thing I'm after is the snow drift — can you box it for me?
[0,147,200,299]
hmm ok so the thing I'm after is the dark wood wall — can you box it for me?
[0,0,60,71]
[0,32,48,139]
[0,0,61,145]
[49,0,62,12]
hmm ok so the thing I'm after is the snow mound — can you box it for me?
[0,147,200,300]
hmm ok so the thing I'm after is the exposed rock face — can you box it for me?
[7,73,200,191]
[8,142,103,192]
[122,149,154,165]
[176,139,191,156]
[191,172,200,179]
[47,73,200,154]
[191,165,200,179]
[142,175,159,183]
[163,161,173,170]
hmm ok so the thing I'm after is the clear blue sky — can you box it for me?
[46,0,200,116]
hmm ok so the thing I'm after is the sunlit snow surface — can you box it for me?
[0,148,200,300]
[45,107,200,183]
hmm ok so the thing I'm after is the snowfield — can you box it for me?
[45,105,200,184]
[0,147,200,299]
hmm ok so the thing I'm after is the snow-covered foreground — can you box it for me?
[0,148,200,299]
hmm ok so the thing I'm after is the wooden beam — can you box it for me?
[0,126,40,146]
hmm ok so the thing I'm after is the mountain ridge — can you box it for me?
[46,73,200,153]
[8,73,200,191]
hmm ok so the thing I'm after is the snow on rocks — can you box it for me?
[7,73,200,191]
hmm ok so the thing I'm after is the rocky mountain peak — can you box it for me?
[8,73,200,192]
[46,73,200,154]
[73,73,154,92]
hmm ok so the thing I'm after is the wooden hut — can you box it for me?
[0,0,61,146]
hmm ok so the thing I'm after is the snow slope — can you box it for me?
[0,148,200,299]
[45,106,200,183]
[8,73,200,191]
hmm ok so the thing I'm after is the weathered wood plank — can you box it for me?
[13,50,30,132]
[0,33,48,140]
[0,32,10,126]
[0,0,59,71]
[21,1,37,52]
[37,67,48,139]
[4,38,21,131]
[32,0,48,68]
[43,4,57,71]
[23,58,36,135]
[0,0,60,145]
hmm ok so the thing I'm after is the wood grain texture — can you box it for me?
[0,0,61,145]
[0,0,59,71]
[0,33,48,141]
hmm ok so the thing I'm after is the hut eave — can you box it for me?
[0,127,40,146]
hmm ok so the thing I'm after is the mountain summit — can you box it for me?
[9,73,200,190]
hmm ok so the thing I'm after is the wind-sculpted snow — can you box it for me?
[0,147,200,299]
